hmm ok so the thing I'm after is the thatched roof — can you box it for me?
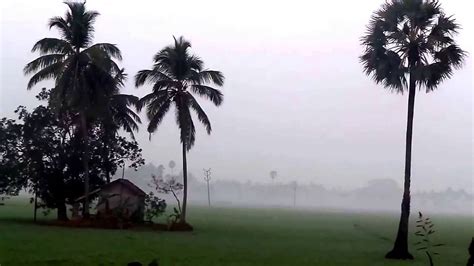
[75,179,146,202]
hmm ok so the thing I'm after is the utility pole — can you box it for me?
[292,181,297,208]
[203,168,212,207]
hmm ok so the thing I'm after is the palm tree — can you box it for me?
[24,1,122,216]
[360,0,465,259]
[100,69,141,183]
[135,36,225,224]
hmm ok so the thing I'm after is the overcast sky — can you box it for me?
[1,0,472,192]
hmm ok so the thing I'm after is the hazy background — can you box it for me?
[1,0,472,193]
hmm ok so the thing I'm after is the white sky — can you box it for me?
[0,0,472,192]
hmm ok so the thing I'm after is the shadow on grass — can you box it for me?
[353,223,392,243]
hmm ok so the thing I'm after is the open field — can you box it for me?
[0,199,472,266]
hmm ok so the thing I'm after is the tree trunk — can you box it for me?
[386,73,416,260]
[80,112,90,218]
[56,174,68,221]
[57,202,68,221]
[103,131,111,183]
[180,142,188,223]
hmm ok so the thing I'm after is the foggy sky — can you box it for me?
[0,0,472,192]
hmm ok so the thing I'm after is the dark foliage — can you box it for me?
[1,89,144,220]
[0,117,26,195]
[144,192,167,223]
[360,0,466,93]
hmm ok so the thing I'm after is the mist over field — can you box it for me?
[115,163,473,215]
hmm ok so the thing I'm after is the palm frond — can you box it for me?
[190,70,225,86]
[112,94,139,106]
[174,93,195,149]
[26,62,65,90]
[187,92,211,134]
[137,91,173,113]
[417,63,452,91]
[31,38,74,55]
[134,69,173,87]
[64,1,99,48]
[24,54,66,75]
[146,93,173,121]
[83,48,122,77]
[360,47,407,92]
[48,17,72,42]
[152,80,180,92]
[83,43,122,61]
[190,85,224,105]
[147,98,172,134]
[435,44,466,69]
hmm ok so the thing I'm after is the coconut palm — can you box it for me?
[102,93,141,182]
[135,36,225,224]
[360,0,465,259]
[101,89,141,183]
[24,1,122,216]
[102,69,141,140]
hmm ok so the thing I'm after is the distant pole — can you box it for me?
[292,181,297,208]
[203,168,212,207]
[122,165,125,179]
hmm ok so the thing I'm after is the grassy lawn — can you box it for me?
[0,199,472,266]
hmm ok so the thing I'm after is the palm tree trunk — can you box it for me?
[80,112,91,218]
[180,142,188,223]
[386,73,416,260]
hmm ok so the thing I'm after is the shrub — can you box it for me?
[144,192,167,223]
[414,212,444,266]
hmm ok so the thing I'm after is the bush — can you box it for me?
[144,192,167,223]
[415,212,444,266]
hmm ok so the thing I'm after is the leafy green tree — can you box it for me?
[360,0,466,259]
[0,117,26,195]
[135,36,225,224]
[11,96,144,220]
[24,1,122,216]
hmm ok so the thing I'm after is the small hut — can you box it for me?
[75,179,146,222]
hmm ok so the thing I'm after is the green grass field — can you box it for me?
[0,199,472,266]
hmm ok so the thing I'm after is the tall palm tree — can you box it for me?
[135,36,225,224]
[360,0,465,259]
[24,1,122,216]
